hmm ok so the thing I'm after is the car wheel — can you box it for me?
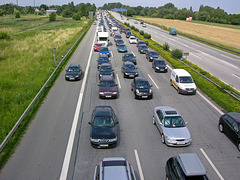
[170,80,173,86]
[135,94,138,99]
[177,88,181,94]
[161,134,165,144]
[219,123,224,132]
[238,142,240,152]
[166,175,169,180]
[153,116,156,125]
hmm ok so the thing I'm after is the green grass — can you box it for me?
[124,23,240,113]
[0,14,92,167]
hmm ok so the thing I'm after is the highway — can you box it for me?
[110,11,240,92]
[0,12,240,180]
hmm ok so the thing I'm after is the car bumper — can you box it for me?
[165,139,192,147]
[124,73,138,78]
[135,93,152,99]
[155,68,168,73]
[91,141,117,148]
[179,89,196,95]
[99,93,118,99]
[65,76,80,81]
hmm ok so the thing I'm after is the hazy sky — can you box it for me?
[0,0,239,14]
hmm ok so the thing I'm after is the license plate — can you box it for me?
[129,75,134,77]
[177,142,185,145]
[160,69,164,71]
[188,91,193,93]
[106,96,112,98]
[100,144,108,147]
[142,96,148,98]
[70,78,75,80]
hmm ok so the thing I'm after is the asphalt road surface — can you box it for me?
[111,11,240,92]
[0,13,240,180]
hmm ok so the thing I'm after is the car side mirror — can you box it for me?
[115,84,118,86]
[112,69,114,71]
[150,85,153,87]
[88,122,92,125]
[185,122,188,125]
[97,84,100,86]
[136,67,138,69]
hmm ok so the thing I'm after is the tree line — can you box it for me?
[0,2,96,20]
[99,2,240,25]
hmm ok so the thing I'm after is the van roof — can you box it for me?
[173,69,191,76]
[177,153,207,176]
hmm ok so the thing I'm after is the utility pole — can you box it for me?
[33,0,35,7]
[16,0,18,6]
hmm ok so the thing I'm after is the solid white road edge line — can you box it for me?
[116,73,121,89]
[59,30,97,180]
[148,74,159,89]
[200,148,224,180]
[134,149,145,180]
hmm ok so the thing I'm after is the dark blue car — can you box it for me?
[99,46,110,57]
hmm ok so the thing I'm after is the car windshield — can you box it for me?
[179,76,194,83]
[125,54,134,58]
[99,37,107,41]
[95,44,102,47]
[130,37,136,39]
[100,48,109,52]
[93,116,114,127]
[100,65,112,71]
[118,44,126,48]
[136,81,150,89]
[140,46,148,50]
[150,52,158,56]
[67,67,79,72]
[125,65,135,70]
[156,61,166,65]
[117,40,124,44]
[100,81,115,87]
[164,116,185,128]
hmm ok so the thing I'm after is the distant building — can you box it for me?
[35,8,39,13]
[46,9,57,15]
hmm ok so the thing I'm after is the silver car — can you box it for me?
[153,106,192,146]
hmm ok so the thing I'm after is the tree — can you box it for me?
[126,8,135,17]
[49,12,56,22]
[62,8,72,17]
[40,4,48,10]
[15,10,20,18]
[72,13,81,20]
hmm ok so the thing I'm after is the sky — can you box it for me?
[0,0,239,14]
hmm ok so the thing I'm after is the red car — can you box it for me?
[94,43,102,52]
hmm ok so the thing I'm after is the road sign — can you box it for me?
[114,8,119,11]
[120,9,125,12]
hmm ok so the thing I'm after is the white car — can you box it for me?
[142,24,146,27]
[129,36,137,44]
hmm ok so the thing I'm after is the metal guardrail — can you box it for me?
[0,32,85,153]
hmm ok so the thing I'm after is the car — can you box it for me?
[131,77,153,99]
[99,63,114,79]
[138,44,148,54]
[124,28,130,34]
[140,21,143,24]
[117,44,128,53]
[126,31,132,38]
[129,36,138,44]
[136,40,147,47]
[99,46,111,57]
[169,28,177,35]
[166,153,208,180]
[65,63,82,81]
[122,52,137,65]
[146,50,159,62]
[94,157,136,180]
[116,39,124,46]
[97,54,110,69]
[93,21,97,25]
[142,24,146,27]
[153,106,192,146]
[134,21,138,24]
[88,106,119,148]
[98,76,118,99]
[121,62,138,78]
[114,33,122,41]
[219,112,240,151]
[152,59,168,72]
[94,43,102,52]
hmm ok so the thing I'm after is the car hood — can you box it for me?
[124,57,136,61]
[100,71,113,76]
[181,83,196,89]
[65,71,80,76]
[123,69,138,73]
[99,86,117,92]
[156,65,167,68]
[137,88,150,93]
[164,127,190,139]
[91,126,117,139]
[150,55,159,59]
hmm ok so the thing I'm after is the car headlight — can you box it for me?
[149,89,152,93]
[90,138,100,142]
[156,67,159,69]
[136,89,140,94]
[135,73,138,75]
[108,137,117,142]
[125,73,129,75]
[65,75,69,77]
[99,92,104,95]
[112,92,117,94]
[165,66,168,69]
[165,136,174,142]
[100,53,103,55]
[150,57,153,59]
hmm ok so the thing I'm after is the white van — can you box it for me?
[170,69,196,94]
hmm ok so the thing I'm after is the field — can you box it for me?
[0,15,90,146]
[136,17,240,50]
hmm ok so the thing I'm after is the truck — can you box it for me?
[97,32,109,46]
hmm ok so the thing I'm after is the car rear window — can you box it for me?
[103,160,126,167]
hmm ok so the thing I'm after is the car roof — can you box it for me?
[95,106,113,117]
[123,61,135,65]
[177,153,207,176]
[148,50,157,53]
[100,46,108,49]
[95,43,102,45]
[227,113,240,123]
[69,63,80,67]
[155,106,180,117]
[172,69,191,76]
[100,75,114,81]
[124,52,134,56]
[100,63,111,66]
[135,77,148,82]
[138,40,145,43]
[154,59,165,62]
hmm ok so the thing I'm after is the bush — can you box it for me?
[72,13,81,20]
[0,32,10,40]
[140,30,144,35]
[135,28,139,32]
[49,12,56,22]
[163,42,169,51]
[144,33,151,39]
[131,25,135,30]
[62,9,72,18]
[0,9,4,16]
[172,49,183,59]
[15,11,20,18]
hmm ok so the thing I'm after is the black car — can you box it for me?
[219,112,240,151]
[138,44,148,54]
[116,39,124,46]
[126,31,132,38]
[146,50,159,62]
[121,62,138,78]
[152,59,168,72]
[114,34,122,42]
[136,40,147,47]
[65,63,82,81]
[97,54,110,69]
[131,77,153,99]
[122,52,137,65]
[88,106,119,148]
[99,63,114,79]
